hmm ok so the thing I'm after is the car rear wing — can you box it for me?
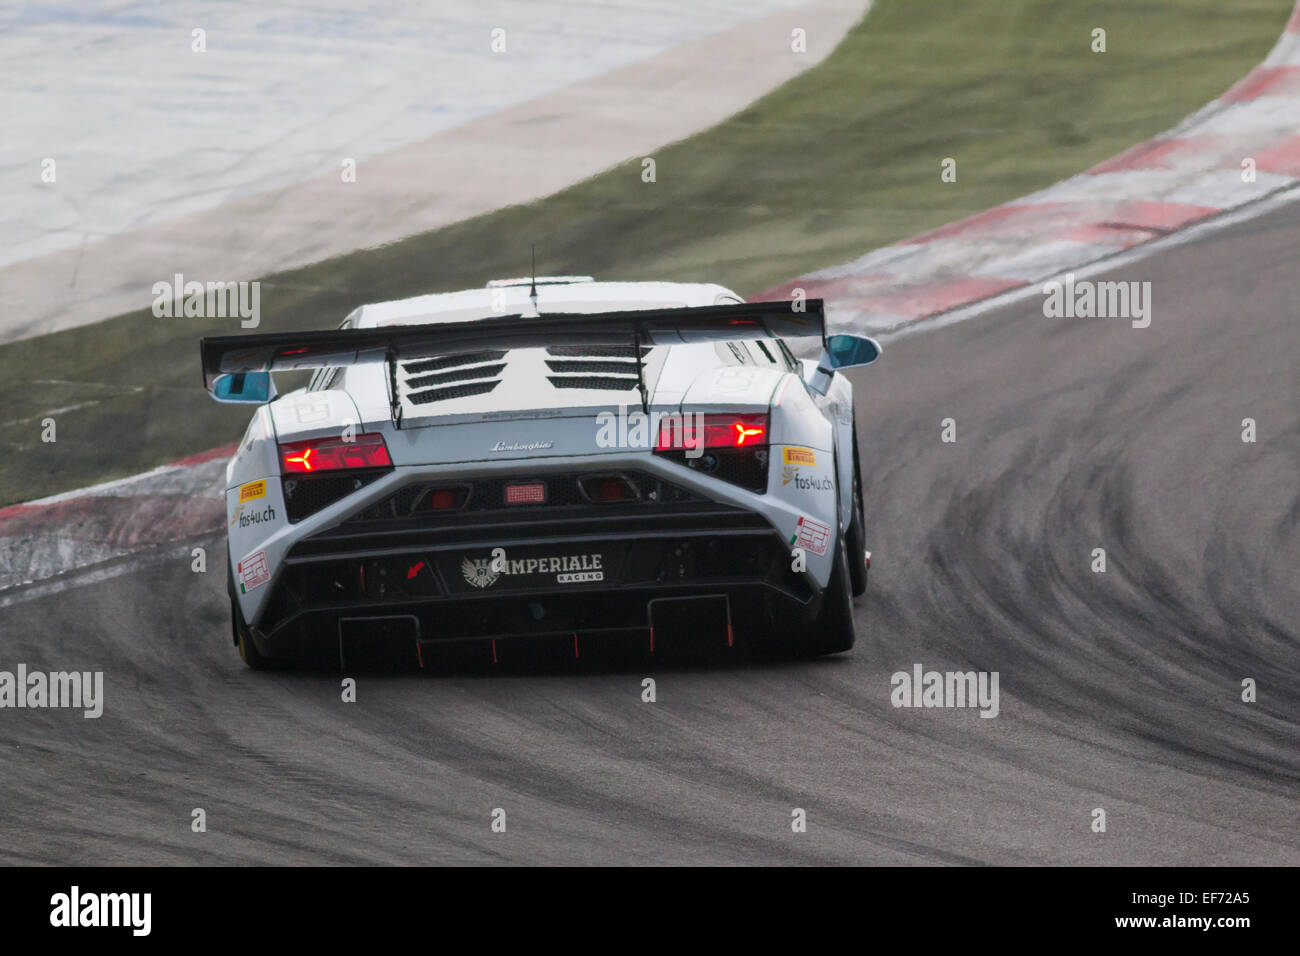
[199,298,826,401]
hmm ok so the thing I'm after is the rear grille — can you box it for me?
[284,469,390,523]
[656,448,769,494]
[545,345,649,358]
[406,380,498,405]
[547,375,639,391]
[404,350,506,375]
[543,345,644,392]
[395,345,660,414]
[407,363,506,388]
[544,360,642,375]
[256,504,811,639]
[345,470,700,524]
[398,351,504,406]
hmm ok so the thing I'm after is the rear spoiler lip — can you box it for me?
[199,298,825,393]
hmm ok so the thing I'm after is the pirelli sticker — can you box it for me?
[783,446,818,467]
[238,480,266,503]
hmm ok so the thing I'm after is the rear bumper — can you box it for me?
[249,499,818,655]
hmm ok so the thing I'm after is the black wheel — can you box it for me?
[800,536,856,657]
[230,595,268,670]
[846,425,869,596]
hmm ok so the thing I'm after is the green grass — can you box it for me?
[2,0,1290,506]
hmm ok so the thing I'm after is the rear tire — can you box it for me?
[231,596,268,670]
[799,537,856,657]
[846,426,868,596]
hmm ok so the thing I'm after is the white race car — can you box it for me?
[200,278,881,667]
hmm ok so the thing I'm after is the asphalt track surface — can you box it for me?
[1,201,1297,865]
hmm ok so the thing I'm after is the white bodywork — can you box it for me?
[225,279,859,629]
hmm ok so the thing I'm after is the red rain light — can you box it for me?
[505,482,546,505]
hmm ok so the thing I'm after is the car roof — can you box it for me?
[347,279,744,328]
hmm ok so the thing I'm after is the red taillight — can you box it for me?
[279,433,392,474]
[656,413,768,452]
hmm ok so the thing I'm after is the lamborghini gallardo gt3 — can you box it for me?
[199,278,881,667]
